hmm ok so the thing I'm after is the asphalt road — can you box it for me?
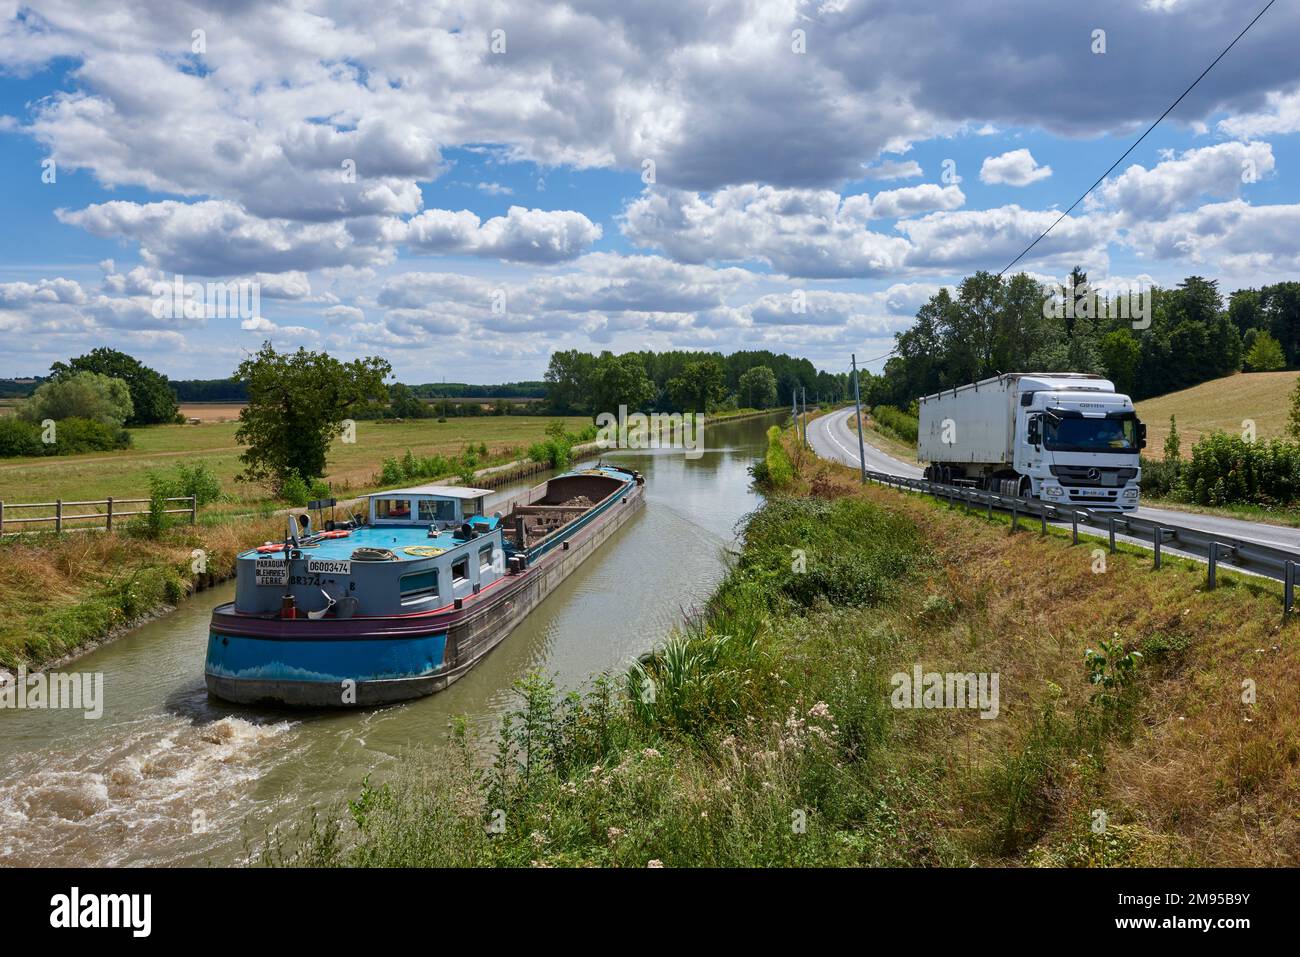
[805,406,1300,554]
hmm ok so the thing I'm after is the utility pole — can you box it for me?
[800,387,808,446]
[851,353,867,483]
[792,391,800,443]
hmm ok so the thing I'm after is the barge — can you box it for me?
[205,463,645,707]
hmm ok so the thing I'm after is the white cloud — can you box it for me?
[979,149,1052,186]
[1089,141,1274,219]
[862,159,924,180]
[1218,88,1300,138]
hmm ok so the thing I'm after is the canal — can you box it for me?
[0,411,783,866]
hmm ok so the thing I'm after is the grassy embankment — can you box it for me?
[261,427,1300,867]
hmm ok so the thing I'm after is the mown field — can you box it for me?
[0,415,592,514]
[263,429,1300,868]
[1136,370,1300,460]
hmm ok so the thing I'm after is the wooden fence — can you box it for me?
[0,496,197,535]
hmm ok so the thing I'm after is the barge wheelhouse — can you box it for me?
[206,464,644,707]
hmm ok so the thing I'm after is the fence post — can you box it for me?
[1154,527,1162,569]
[106,497,113,532]
[1071,511,1078,545]
[1208,542,1218,589]
[1108,516,1116,553]
[1011,503,1018,531]
[1286,561,1295,616]
[0,500,4,537]
[190,495,197,525]
[56,498,63,534]
[1040,506,1047,536]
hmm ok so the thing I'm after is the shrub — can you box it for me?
[279,472,311,507]
[0,417,131,457]
[1180,432,1300,506]
[871,405,918,444]
[50,417,131,454]
[0,417,43,456]
[149,461,223,507]
[126,489,172,540]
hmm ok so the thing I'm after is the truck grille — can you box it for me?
[1049,465,1138,487]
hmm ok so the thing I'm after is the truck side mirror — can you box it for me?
[1137,422,1147,449]
[1027,418,1040,446]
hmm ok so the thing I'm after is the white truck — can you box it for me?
[917,373,1146,510]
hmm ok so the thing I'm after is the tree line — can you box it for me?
[866,269,1294,408]
[544,349,850,417]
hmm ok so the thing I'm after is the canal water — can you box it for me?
[0,412,783,866]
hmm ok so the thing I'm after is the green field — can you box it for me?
[0,415,591,514]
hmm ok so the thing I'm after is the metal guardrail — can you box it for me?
[0,496,197,535]
[860,469,1300,614]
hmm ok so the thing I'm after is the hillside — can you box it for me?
[1136,371,1299,460]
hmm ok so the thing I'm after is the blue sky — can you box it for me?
[2,0,1299,383]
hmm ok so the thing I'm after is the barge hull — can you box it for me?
[206,482,644,706]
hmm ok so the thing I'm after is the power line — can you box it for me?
[859,0,1277,370]
[995,0,1277,278]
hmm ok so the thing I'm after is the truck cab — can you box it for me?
[1015,378,1144,510]
[918,372,1146,512]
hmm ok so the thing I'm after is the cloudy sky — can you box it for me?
[1,0,1298,383]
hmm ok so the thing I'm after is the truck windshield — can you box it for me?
[1044,416,1138,452]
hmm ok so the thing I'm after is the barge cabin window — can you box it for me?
[374,498,412,520]
[418,499,457,523]
[479,543,495,572]
[451,556,470,584]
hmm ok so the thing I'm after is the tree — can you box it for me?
[667,358,727,412]
[544,349,597,414]
[1244,331,1287,372]
[588,352,655,417]
[18,370,133,426]
[737,365,778,409]
[1098,329,1141,395]
[234,342,391,488]
[1164,415,1181,463]
[387,382,429,418]
[50,348,178,425]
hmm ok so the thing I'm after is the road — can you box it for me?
[806,406,1300,553]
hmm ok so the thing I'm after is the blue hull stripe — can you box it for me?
[206,631,447,685]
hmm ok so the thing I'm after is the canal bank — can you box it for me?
[0,412,786,866]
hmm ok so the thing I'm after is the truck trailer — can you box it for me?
[917,373,1146,511]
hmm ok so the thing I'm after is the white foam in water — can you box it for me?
[0,714,297,866]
